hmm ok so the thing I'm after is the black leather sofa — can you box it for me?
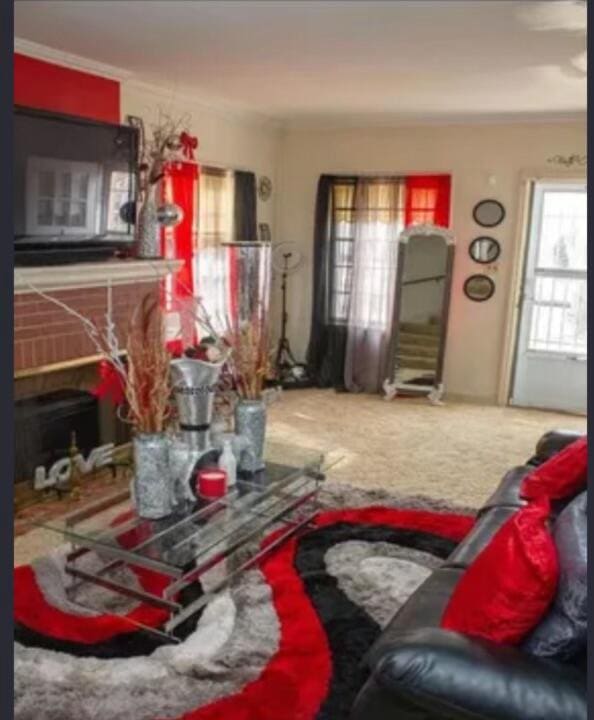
[351,430,587,720]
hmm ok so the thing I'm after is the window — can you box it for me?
[198,168,235,248]
[106,170,134,234]
[349,180,405,328]
[406,187,438,225]
[195,167,235,329]
[329,181,356,324]
[528,188,587,355]
[327,179,405,326]
[26,157,100,236]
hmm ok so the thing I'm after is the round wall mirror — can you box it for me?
[473,199,505,227]
[469,237,501,264]
[464,274,495,302]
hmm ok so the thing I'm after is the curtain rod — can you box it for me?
[321,170,452,177]
[200,160,258,175]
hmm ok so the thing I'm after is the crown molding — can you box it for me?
[15,38,583,133]
[14,37,134,81]
[284,110,587,132]
[14,37,283,130]
[123,78,284,131]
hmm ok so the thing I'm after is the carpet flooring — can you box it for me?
[14,390,585,566]
[14,484,473,720]
[266,389,586,507]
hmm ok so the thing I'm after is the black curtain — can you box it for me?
[306,175,356,389]
[233,171,257,242]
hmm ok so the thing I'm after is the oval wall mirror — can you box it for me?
[473,199,505,227]
[469,236,501,264]
[464,274,495,302]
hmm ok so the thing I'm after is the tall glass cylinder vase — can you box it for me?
[223,242,272,330]
[133,432,172,518]
[234,399,266,473]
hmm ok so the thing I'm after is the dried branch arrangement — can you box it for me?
[123,292,171,433]
[130,109,194,204]
[19,280,216,434]
[146,260,227,357]
[22,279,129,382]
[222,305,273,400]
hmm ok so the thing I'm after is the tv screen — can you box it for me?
[14,107,138,251]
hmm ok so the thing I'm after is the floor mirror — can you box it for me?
[383,224,455,404]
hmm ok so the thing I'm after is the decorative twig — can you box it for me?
[22,280,172,433]
[21,280,128,382]
[147,260,225,344]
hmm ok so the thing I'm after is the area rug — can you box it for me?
[14,484,475,720]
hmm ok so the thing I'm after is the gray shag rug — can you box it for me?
[14,482,475,720]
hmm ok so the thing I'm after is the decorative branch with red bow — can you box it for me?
[129,110,199,205]
[180,131,198,161]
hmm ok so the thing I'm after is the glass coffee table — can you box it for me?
[33,442,327,643]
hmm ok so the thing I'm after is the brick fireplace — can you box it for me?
[14,260,181,375]
[14,282,158,373]
[13,259,182,496]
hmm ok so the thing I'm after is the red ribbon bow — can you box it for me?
[91,359,126,406]
[180,132,198,160]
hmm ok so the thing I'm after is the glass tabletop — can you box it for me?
[33,442,326,578]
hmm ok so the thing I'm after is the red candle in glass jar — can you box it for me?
[196,468,227,499]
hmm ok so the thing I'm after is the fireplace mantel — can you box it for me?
[14,258,183,294]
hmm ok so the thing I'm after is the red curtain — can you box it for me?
[162,161,199,352]
[404,174,451,227]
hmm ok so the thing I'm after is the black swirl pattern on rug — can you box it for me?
[293,522,458,720]
[15,519,459,718]
[14,580,204,658]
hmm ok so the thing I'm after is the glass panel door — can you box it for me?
[511,181,587,413]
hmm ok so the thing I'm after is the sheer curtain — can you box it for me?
[344,178,404,392]
[195,167,259,334]
[195,167,235,333]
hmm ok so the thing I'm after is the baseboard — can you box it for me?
[443,392,499,406]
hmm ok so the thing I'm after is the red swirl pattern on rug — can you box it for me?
[15,506,474,719]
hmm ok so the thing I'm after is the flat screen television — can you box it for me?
[14,106,138,266]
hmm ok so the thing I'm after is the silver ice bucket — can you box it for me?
[170,357,226,451]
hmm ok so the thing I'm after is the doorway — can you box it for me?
[511,180,587,414]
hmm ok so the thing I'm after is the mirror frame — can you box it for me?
[464,274,495,302]
[469,236,501,264]
[472,199,505,228]
[385,224,455,402]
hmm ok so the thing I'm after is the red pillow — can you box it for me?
[441,498,558,644]
[521,436,587,501]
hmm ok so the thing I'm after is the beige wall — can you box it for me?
[120,81,283,234]
[117,82,586,404]
[275,121,586,403]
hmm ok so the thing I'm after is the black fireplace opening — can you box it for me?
[15,389,100,485]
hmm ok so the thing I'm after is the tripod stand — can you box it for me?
[275,253,300,376]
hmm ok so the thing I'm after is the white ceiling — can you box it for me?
[14,0,587,127]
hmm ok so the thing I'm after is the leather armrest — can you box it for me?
[534,430,584,462]
[365,628,586,720]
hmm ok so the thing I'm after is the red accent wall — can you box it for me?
[14,53,120,123]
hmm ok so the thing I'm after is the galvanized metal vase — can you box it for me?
[234,399,266,473]
[133,432,172,519]
[170,356,226,451]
